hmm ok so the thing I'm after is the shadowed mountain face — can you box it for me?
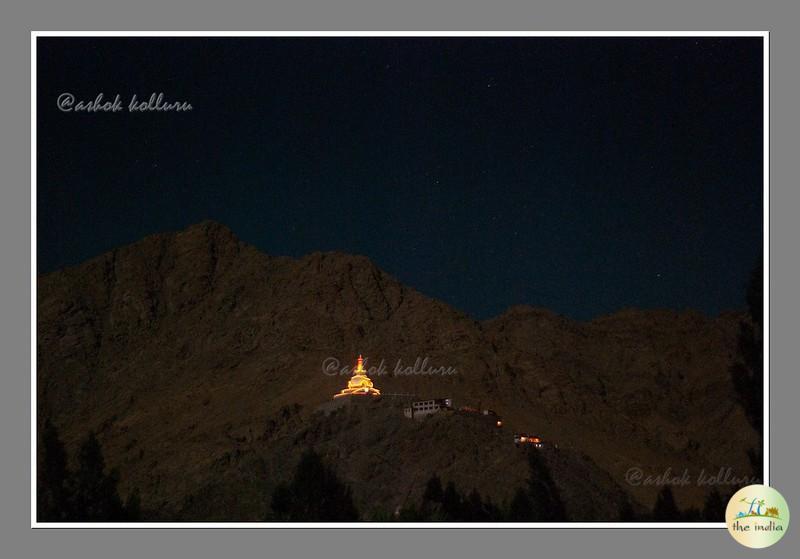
[37,221,760,520]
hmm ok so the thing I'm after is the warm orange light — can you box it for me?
[355,354,366,374]
[333,354,381,399]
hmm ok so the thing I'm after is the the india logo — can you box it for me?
[726,484,790,548]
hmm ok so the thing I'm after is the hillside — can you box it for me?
[36,221,760,519]
[169,399,635,521]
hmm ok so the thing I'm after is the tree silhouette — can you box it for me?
[702,488,726,521]
[422,473,443,504]
[38,424,139,521]
[36,426,141,522]
[37,419,70,521]
[652,486,681,521]
[681,506,701,521]
[404,475,501,521]
[124,487,142,521]
[617,498,638,521]
[440,481,464,520]
[502,448,567,521]
[508,488,533,520]
[525,447,567,521]
[68,432,127,521]
[729,263,764,485]
[465,488,491,521]
[269,448,359,521]
[731,263,763,433]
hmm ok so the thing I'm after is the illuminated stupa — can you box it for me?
[333,355,381,399]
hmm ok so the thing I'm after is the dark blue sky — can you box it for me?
[37,37,763,320]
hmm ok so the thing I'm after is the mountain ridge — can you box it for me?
[37,220,760,519]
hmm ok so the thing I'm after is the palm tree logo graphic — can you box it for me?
[737,497,781,519]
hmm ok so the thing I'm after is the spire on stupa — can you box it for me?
[355,354,366,373]
[333,354,381,399]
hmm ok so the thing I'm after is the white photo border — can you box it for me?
[30,30,770,529]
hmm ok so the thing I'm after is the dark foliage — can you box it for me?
[465,488,493,521]
[422,473,443,503]
[68,432,127,521]
[652,486,681,521]
[408,474,504,521]
[630,486,731,522]
[731,263,763,433]
[124,487,142,521]
[508,488,534,521]
[729,263,764,485]
[702,488,726,522]
[441,481,462,519]
[617,498,638,522]
[524,447,567,521]
[401,448,565,522]
[37,422,140,521]
[681,506,702,521]
[269,448,359,521]
[37,419,70,521]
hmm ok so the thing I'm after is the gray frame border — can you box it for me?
[2,2,797,558]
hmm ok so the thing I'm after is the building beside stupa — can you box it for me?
[333,355,381,398]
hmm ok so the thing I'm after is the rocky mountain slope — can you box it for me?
[37,221,760,519]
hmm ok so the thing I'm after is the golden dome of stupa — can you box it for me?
[333,354,381,398]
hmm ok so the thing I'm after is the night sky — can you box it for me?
[37,37,763,320]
